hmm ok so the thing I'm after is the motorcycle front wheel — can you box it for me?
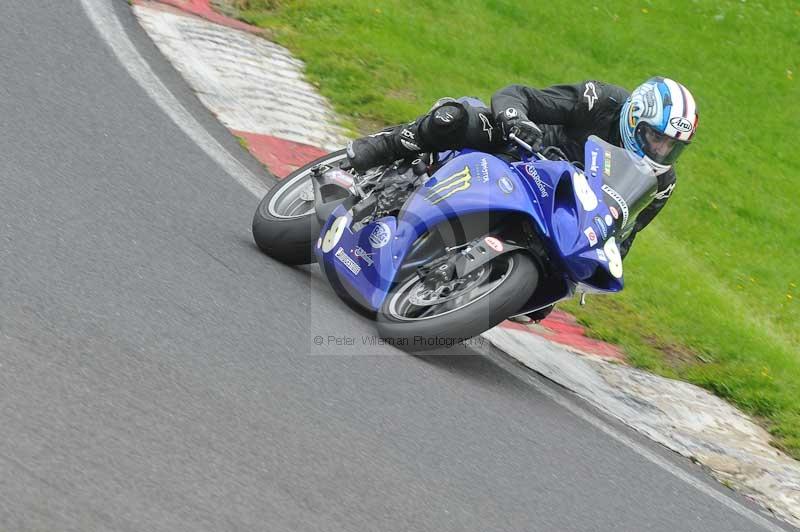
[376,251,538,351]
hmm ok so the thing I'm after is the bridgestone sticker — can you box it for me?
[335,247,361,275]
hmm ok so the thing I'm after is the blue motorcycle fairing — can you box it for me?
[535,138,627,292]
[315,152,551,312]
[507,143,624,292]
[393,152,548,257]
[314,210,399,310]
[316,137,631,313]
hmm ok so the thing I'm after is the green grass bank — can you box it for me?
[227,0,800,457]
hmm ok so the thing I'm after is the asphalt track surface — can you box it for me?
[0,1,792,531]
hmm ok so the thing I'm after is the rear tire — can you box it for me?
[252,150,347,265]
[376,251,538,351]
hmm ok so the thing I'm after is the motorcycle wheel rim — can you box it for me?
[267,153,348,219]
[386,255,514,322]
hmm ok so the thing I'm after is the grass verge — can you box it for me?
[227,0,800,457]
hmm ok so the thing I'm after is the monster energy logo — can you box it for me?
[425,166,472,205]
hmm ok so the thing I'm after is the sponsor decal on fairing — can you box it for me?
[601,184,629,227]
[321,216,349,253]
[353,246,374,266]
[584,227,598,247]
[573,172,598,211]
[525,164,549,198]
[478,158,490,183]
[368,222,392,249]
[335,247,361,275]
[589,149,600,177]
[603,237,623,278]
[425,166,472,205]
[596,249,607,262]
[497,175,514,194]
[593,216,608,240]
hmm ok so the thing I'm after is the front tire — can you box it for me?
[252,150,347,264]
[376,251,538,351]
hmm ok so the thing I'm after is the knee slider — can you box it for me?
[430,102,467,132]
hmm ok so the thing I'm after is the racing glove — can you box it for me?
[496,107,543,151]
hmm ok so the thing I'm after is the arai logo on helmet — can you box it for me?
[669,116,693,133]
[369,222,391,249]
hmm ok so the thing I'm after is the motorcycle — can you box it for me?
[252,117,657,350]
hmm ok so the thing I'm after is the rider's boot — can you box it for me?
[346,98,476,174]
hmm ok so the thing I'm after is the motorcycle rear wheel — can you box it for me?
[252,150,347,265]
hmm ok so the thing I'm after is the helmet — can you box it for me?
[620,77,698,175]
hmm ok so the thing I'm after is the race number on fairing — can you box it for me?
[573,172,598,211]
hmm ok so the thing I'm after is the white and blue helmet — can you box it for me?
[620,77,698,175]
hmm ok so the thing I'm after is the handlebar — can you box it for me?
[508,133,545,161]
[508,133,534,153]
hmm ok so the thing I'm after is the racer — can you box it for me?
[346,77,699,321]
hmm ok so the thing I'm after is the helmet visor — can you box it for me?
[635,122,689,165]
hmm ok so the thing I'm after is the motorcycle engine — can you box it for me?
[351,162,426,231]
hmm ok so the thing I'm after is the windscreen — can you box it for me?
[586,136,658,236]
